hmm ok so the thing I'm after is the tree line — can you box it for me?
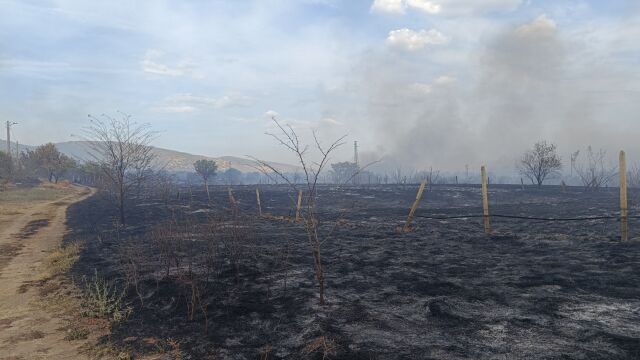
[0,142,77,183]
[518,140,640,190]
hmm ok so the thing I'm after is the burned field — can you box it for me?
[65,184,640,359]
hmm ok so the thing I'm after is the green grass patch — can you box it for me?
[0,186,73,203]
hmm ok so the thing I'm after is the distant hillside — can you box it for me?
[1,140,298,173]
[0,139,34,154]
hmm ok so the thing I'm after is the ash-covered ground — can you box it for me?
[65,184,640,359]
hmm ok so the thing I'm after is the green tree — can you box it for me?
[193,159,217,201]
[0,151,12,179]
[221,167,242,185]
[23,143,76,183]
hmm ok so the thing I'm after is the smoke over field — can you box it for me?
[335,14,640,174]
[2,1,640,359]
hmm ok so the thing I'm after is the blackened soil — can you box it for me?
[18,219,50,239]
[66,185,640,359]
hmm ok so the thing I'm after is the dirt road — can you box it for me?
[0,185,94,360]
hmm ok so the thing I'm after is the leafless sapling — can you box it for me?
[249,117,347,305]
[573,146,617,191]
[81,113,156,225]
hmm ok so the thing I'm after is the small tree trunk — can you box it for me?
[313,249,325,305]
[119,185,126,225]
[204,179,210,202]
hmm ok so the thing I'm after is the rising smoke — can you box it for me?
[339,15,640,177]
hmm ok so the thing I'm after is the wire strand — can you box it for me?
[414,213,639,221]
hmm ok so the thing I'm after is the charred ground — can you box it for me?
[64,184,640,359]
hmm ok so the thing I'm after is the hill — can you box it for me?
[0,140,298,173]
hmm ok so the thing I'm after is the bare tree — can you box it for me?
[393,167,404,185]
[518,140,562,187]
[81,113,156,225]
[573,146,617,191]
[249,117,346,305]
[329,161,358,184]
[628,163,640,189]
[570,150,580,177]
[193,159,217,202]
[427,166,440,191]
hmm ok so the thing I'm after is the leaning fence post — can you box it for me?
[403,180,427,232]
[295,189,303,221]
[256,187,262,217]
[481,166,491,235]
[620,150,628,241]
[228,187,237,209]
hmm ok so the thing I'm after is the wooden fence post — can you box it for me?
[481,166,491,235]
[403,180,427,232]
[228,187,237,209]
[620,150,628,241]
[256,187,262,217]
[295,189,303,221]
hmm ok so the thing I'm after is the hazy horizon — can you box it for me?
[1,0,639,175]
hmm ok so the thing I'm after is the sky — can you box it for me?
[1,0,639,174]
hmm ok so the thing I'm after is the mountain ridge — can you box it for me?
[0,140,298,173]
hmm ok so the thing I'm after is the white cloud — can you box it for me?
[371,0,406,14]
[370,0,520,16]
[320,117,344,126]
[152,93,252,113]
[516,14,557,37]
[407,82,433,95]
[386,28,447,50]
[433,75,456,85]
[436,0,521,15]
[264,110,280,118]
[167,93,253,109]
[152,105,196,113]
[141,49,198,77]
[407,75,456,97]
[406,0,441,14]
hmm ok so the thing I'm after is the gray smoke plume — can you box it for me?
[336,15,640,177]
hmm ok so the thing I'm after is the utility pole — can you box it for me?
[353,141,359,185]
[353,141,359,168]
[5,121,17,158]
[15,140,19,171]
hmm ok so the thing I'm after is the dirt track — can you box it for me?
[0,185,93,360]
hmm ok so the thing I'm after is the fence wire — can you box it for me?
[414,213,640,222]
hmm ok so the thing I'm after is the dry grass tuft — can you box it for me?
[260,344,273,360]
[302,336,337,359]
[63,327,90,341]
[42,241,83,280]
